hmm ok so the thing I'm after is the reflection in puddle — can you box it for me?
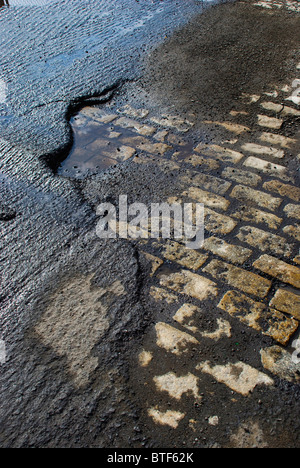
[59,107,138,179]
[59,105,196,179]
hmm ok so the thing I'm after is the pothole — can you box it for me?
[58,103,196,179]
[59,107,136,178]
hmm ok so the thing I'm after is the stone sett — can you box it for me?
[237,226,294,257]
[157,241,208,270]
[222,167,262,187]
[261,346,300,384]
[204,208,237,235]
[182,187,230,211]
[203,237,253,265]
[159,270,219,302]
[230,185,282,211]
[263,180,300,202]
[259,132,296,149]
[253,255,300,288]
[283,225,300,243]
[284,204,300,220]
[218,290,298,345]
[257,114,283,129]
[194,143,244,163]
[232,206,282,230]
[185,154,220,171]
[203,259,271,298]
[243,157,288,180]
[241,142,284,159]
[180,171,232,196]
[270,289,300,321]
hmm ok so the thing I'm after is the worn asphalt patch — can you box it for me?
[142,2,300,122]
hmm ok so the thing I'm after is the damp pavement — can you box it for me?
[0,0,300,449]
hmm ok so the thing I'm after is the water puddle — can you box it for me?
[58,105,196,179]
[59,107,138,178]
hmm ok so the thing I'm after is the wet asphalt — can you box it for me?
[0,0,300,448]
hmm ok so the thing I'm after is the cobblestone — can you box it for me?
[253,255,300,288]
[237,226,294,257]
[241,142,285,159]
[80,108,117,123]
[260,101,284,113]
[196,361,274,396]
[270,289,300,320]
[180,171,232,195]
[139,350,153,368]
[218,290,298,345]
[141,252,164,277]
[114,117,156,136]
[230,185,282,211]
[283,225,300,242]
[257,114,283,129]
[148,408,185,429]
[284,204,300,220]
[263,180,300,202]
[150,115,194,133]
[204,208,237,234]
[159,270,219,302]
[117,105,149,119]
[243,157,288,180]
[261,346,300,384]
[204,260,271,298]
[184,154,220,171]
[154,372,201,401]
[259,132,296,148]
[182,187,230,210]
[173,304,201,334]
[203,237,253,265]
[155,322,199,355]
[203,121,251,135]
[281,105,300,117]
[158,240,208,270]
[150,286,179,305]
[222,167,262,187]
[232,206,282,230]
[194,143,244,163]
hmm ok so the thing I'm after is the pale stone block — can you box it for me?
[253,255,300,288]
[238,226,294,257]
[203,260,271,298]
[218,290,298,345]
[197,361,273,396]
[231,185,282,211]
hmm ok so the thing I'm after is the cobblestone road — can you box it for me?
[63,1,300,444]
